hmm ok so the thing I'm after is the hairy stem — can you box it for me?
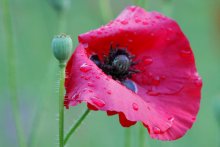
[58,63,66,147]
[139,124,145,147]
[64,109,90,145]
[2,0,26,146]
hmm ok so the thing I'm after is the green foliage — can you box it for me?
[0,0,220,147]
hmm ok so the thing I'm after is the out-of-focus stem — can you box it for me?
[58,10,66,33]
[58,63,66,147]
[2,0,26,147]
[64,109,90,145]
[125,128,131,147]
[139,124,145,147]
[99,0,113,23]
[162,0,174,17]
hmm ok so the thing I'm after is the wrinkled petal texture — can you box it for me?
[65,6,202,140]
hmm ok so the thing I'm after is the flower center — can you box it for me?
[112,55,130,74]
[90,45,139,82]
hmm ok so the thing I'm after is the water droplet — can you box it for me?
[152,76,160,86]
[88,89,93,93]
[107,90,112,95]
[121,80,138,93]
[95,75,100,79]
[97,31,102,34]
[87,82,94,87]
[129,6,136,12]
[82,43,88,48]
[90,97,105,107]
[194,77,202,87]
[167,117,175,127]
[80,63,92,72]
[84,76,90,80]
[132,103,139,111]
[72,93,80,100]
[192,117,196,121]
[135,18,141,23]
[153,126,161,134]
[150,33,155,37]
[156,15,162,19]
[143,56,153,65]
[166,37,171,41]
[142,21,148,25]
[180,49,192,58]
[120,20,128,25]
[168,27,173,32]
[147,90,160,96]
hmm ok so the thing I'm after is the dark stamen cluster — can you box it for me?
[90,45,139,81]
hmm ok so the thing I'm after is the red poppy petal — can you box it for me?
[65,6,202,141]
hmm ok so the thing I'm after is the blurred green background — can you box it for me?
[0,0,220,147]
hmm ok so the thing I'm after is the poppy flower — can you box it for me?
[64,6,202,140]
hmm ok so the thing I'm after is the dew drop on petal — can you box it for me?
[135,18,141,23]
[120,20,128,25]
[153,126,161,134]
[147,90,160,96]
[80,63,92,73]
[142,21,148,25]
[143,56,153,65]
[180,49,192,58]
[90,97,106,107]
[152,76,160,86]
[95,75,100,79]
[129,6,136,12]
[97,30,102,34]
[107,90,112,95]
[132,103,139,111]
[194,77,202,87]
[87,82,94,87]
[150,33,155,37]
[167,117,175,127]
[84,76,90,80]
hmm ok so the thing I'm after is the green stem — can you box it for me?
[58,11,66,33]
[99,0,113,23]
[139,124,145,147]
[58,63,66,147]
[2,0,26,147]
[125,128,131,147]
[64,109,90,145]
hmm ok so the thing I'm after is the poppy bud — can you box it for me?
[49,0,70,12]
[52,34,72,64]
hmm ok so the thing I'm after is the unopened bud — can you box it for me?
[49,0,70,12]
[52,34,72,64]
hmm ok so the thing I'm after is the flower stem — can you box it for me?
[125,128,131,147]
[64,109,90,145]
[58,63,66,147]
[99,0,113,23]
[139,124,145,147]
[2,0,26,146]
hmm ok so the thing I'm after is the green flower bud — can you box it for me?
[52,34,72,64]
[49,0,70,12]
